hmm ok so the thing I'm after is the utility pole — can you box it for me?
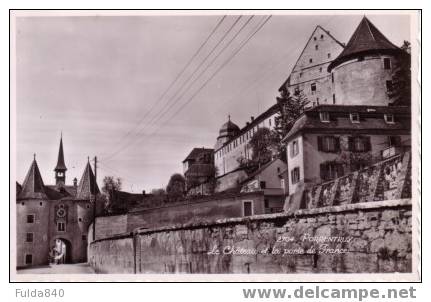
[92,156,97,241]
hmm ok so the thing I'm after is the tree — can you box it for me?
[274,88,309,159]
[151,188,166,196]
[166,173,186,202]
[248,127,280,168]
[101,176,122,196]
[388,40,411,106]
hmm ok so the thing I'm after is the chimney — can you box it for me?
[142,190,146,196]
[73,177,78,188]
[246,122,250,126]
[251,116,255,122]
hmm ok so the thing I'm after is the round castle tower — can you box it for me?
[328,16,408,106]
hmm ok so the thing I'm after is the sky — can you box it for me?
[14,12,412,193]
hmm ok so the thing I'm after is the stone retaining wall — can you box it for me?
[89,199,412,274]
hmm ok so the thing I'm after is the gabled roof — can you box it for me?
[183,148,214,163]
[76,161,100,199]
[54,136,67,171]
[328,16,401,71]
[18,157,47,200]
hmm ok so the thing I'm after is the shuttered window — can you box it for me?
[348,136,371,152]
[317,136,340,153]
[320,162,344,181]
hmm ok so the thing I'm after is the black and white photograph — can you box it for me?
[10,10,420,282]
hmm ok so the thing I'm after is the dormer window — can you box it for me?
[319,112,330,122]
[384,114,395,124]
[350,113,360,123]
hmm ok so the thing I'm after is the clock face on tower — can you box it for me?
[56,208,66,218]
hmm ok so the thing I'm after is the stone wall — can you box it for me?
[89,199,412,274]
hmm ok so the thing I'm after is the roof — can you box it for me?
[16,182,22,196]
[184,164,214,177]
[44,185,77,200]
[328,16,402,71]
[76,161,100,199]
[54,136,67,171]
[283,105,411,141]
[218,119,240,137]
[182,148,214,163]
[18,157,48,200]
[242,158,287,183]
[215,104,280,152]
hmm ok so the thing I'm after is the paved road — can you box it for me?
[18,263,95,274]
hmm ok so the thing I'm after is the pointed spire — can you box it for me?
[328,16,401,71]
[54,135,67,172]
[76,160,100,200]
[18,157,47,200]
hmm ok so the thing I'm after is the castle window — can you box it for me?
[21,202,25,206]
[332,94,336,104]
[299,72,303,78]
[348,136,371,153]
[318,136,340,153]
[309,58,313,64]
[320,34,324,39]
[315,45,319,50]
[350,113,360,123]
[290,140,299,158]
[25,232,33,243]
[260,181,266,189]
[82,235,87,241]
[311,83,316,93]
[313,37,317,41]
[25,254,32,265]
[384,114,395,124]
[319,112,330,122]
[39,202,43,206]
[386,80,393,92]
[269,118,272,126]
[26,214,35,224]
[331,73,334,83]
[57,222,66,232]
[78,218,82,222]
[328,53,331,58]
[291,167,300,184]
[383,58,391,69]
[319,67,322,72]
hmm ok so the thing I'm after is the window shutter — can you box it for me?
[317,136,323,151]
[335,137,340,152]
[365,137,372,152]
[348,137,354,151]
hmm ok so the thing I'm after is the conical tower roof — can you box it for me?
[54,135,67,171]
[328,16,401,71]
[76,160,100,200]
[18,156,47,200]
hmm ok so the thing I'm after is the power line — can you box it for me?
[102,16,241,161]
[102,16,255,161]
[102,15,272,162]
[100,15,227,158]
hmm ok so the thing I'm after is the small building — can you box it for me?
[16,136,102,268]
[182,147,215,195]
[282,105,411,196]
[240,158,288,214]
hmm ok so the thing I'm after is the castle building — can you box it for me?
[214,105,279,181]
[282,17,411,196]
[327,16,408,106]
[182,147,215,195]
[16,136,101,268]
[278,26,345,107]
